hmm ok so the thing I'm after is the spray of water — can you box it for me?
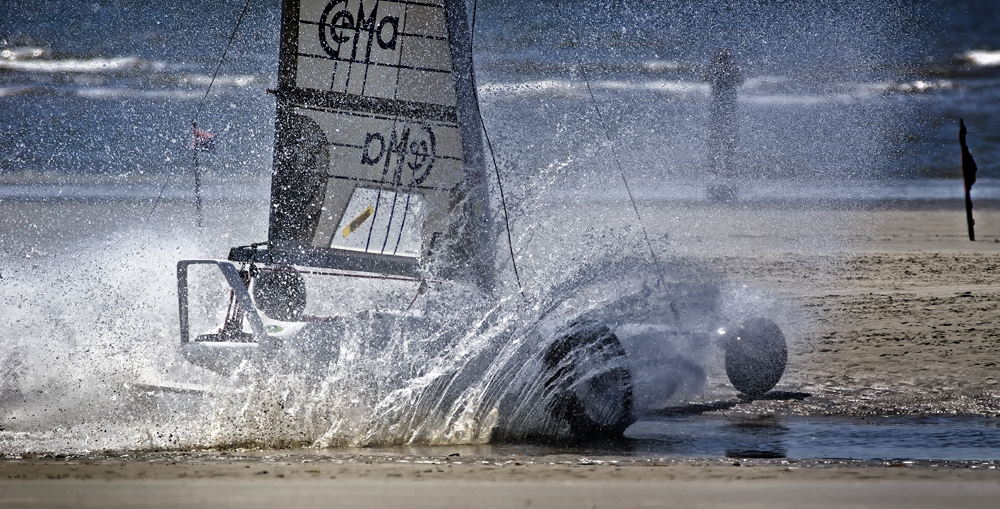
[1,207,768,453]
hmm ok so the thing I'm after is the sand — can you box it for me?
[2,451,1000,507]
[2,194,1000,504]
[694,207,1000,417]
[3,479,998,508]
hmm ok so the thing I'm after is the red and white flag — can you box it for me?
[192,127,217,151]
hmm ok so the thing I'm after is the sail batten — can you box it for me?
[275,88,459,123]
[265,0,492,289]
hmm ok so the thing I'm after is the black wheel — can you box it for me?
[543,319,635,440]
[724,317,787,399]
[252,266,306,321]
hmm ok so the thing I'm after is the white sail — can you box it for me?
[264,0,492,287]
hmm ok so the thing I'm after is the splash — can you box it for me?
[0,211,762,453]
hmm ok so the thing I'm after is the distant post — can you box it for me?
[959,119,978,241]
[704,49,743,202]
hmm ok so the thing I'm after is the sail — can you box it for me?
[264,0,492,288]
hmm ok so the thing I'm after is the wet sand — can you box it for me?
[524,199,1000,417]
[3,195,1000,503]
[2,451,1000,508]
[3,479,998,508]
[694,207,1000,417]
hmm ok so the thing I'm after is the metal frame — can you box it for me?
[176,260,270,346]
[227,243,422,279]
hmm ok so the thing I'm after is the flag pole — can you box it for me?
[964,180,975,242]
[192,121,203,228]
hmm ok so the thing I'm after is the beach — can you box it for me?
[4,0,1000,504]
[3,196,999,422]
[665,204,1000,418]
[2,450,1000,508]
[3,194,1000,505]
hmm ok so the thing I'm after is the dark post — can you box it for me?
[959,119,977,241]
[704,49,743,202]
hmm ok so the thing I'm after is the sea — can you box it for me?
[2,0,1000,461]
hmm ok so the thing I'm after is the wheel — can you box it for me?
[542,319,635,440]
[724,317,787,399]
[252,266,307,321]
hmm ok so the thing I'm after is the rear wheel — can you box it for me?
[543,319,635,440]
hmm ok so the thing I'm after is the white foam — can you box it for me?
[477,80,583,98]
[879,80,956,93]
[479,76,945,104]
[478,79,708,99]
[963,50,1000,67]
[0,47,49,60]
[642,60,685,72]
[0,56,143,73]
[643,80,708,95]
[75,87,204,100]
[0,86,32,97]
[182,74,258,87]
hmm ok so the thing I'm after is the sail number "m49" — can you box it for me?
[361,124,436,187]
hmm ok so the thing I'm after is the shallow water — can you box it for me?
[625,415,1000,462]
[2,0,999,185]
[6,411,999,462]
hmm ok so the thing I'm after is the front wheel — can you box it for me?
[723,317,787,399]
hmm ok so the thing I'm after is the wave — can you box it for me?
[75,87,206,100]
[478,79,709,100]
[479,76,948,104]
[0,46,49,61]
[0,56,144,73]
[477,79,583,99]
[0,83,254,100]
[962,50,1000,67]
[179,74,258,87]
[0,86,33,97]
[879,79,956,93]
[641,60,687,72]
[0,50,256,90]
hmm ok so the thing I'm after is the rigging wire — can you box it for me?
[181,0,254,228]
[472,0,524,295]
[193,0,253,127]
[552,1,672,295]
[144,179,170,223]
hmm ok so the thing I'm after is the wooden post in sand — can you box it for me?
[705,49,743,202]
[959,119,978,241]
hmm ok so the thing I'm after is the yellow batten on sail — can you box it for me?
[342,205,374,238]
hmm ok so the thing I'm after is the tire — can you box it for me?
[724,317,787,399]
[542,319,635,440]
